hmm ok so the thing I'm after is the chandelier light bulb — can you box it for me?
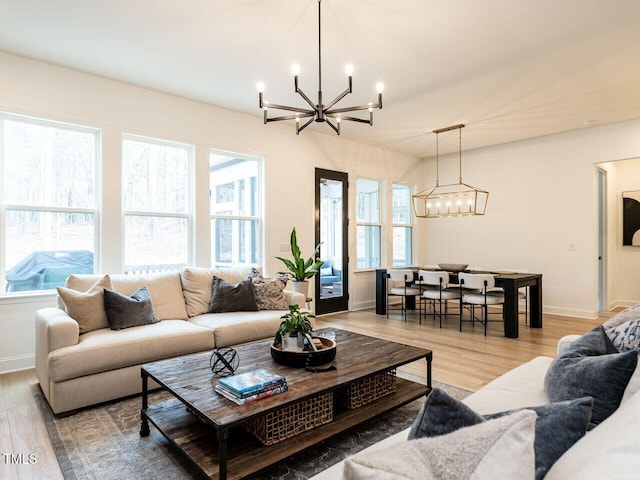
[256,82,265,93]
[291,64,301,75]
[376,82,385,93]
[345,64,354,76]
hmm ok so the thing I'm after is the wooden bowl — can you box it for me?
[438,263,468,272]
[271,337,337,368]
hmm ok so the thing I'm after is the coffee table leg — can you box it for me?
[140,370,150,437]
[218,428,229,480]
[425,352,432,390]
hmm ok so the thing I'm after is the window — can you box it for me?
[122,135,193,273]
[210,150,262,267]
[1,114,99,293]
[392,184,413,266]
[356,178,381,269]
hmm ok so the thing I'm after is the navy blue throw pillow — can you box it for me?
[544,325,637,428]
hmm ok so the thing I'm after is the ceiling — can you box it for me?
[1,0,640,157]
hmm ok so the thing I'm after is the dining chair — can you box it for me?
[458,272,505,336]
[386,269,421,322]
[418,270,460,327]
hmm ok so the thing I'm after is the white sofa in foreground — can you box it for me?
[312,332,640,480]
[36,266,306,415]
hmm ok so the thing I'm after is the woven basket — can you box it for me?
[244,391,334,445]
[339,369,397,409]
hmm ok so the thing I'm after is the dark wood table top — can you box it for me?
[142,328,432,429]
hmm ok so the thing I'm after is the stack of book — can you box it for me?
[215,368,288,405]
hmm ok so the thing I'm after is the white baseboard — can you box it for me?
[0,354,35,374]
[351,301,375,311]
[543,306,598,320]
[607,299,638,311]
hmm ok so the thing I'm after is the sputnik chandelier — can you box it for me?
[412,124,489,218]
[257,0,384,135]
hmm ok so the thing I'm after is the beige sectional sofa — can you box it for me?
[312,333,640,480]
[36,266,306,415]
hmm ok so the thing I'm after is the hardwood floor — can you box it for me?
[0,308,604,480]
[316,308,602,391]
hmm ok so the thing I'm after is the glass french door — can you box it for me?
[315,168,349,315]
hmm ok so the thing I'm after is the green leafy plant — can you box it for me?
[274,304,315,344]
[275,227,324,282]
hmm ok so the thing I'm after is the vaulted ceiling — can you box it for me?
[1,0,639,156]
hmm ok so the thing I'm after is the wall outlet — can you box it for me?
[279,244,289,253]
[568,243,576,252]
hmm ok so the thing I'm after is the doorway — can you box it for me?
[315,168,349,315]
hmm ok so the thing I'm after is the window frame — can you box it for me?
[0,112,101,294]
[209,148,264,268]
[121,133,194,274]
[392,183,414,267]
[355,177,383,271]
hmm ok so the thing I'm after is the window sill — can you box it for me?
[0,290,57,305]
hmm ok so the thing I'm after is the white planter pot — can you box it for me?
[291,281,309,297]
[282,333,305,352]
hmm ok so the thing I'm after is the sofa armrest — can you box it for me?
[557,334,581,355]
[36,307,80,353]
[35,308,80,398]
[283,290,307,307]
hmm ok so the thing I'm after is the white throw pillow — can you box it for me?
[343,410,536,480]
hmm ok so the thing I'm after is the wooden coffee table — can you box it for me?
[140,329,432,480]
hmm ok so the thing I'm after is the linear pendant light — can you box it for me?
[256,0,384,135]
[412,124,489,218]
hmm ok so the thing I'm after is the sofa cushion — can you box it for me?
[180,266,256,317]
[344,410,536,480]
[104,286,160,330]
[544,326,637,428]
[463,356,553,414]
[66,272,188,320]
[408,388,593,480]
[191,310,295,347]
[47,320,214,382]
[249,268,289,310]
[545,389,640,480]
[208,277,258,313]
[56,274,112,334]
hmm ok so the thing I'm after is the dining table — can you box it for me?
[375,268,542,339]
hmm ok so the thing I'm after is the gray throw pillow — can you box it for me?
[544,325,638,428]
[103,286,159,330]
[208,276,259,313]
[408,388,594,480]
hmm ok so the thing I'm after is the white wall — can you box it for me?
[0,52,422,372]
[422,120,640,319]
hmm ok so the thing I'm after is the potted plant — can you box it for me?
[274,304,315,351]
[275,227,324,296]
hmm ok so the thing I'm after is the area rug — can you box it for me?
[35,379,471,480]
